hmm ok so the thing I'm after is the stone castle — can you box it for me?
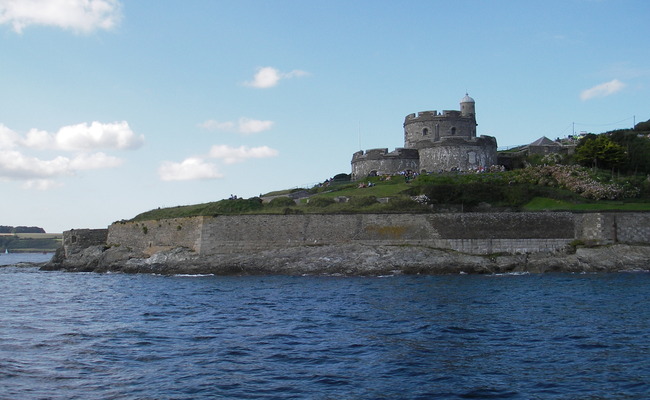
[351,94,498,180]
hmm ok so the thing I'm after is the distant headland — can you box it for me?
[0,226,61,254]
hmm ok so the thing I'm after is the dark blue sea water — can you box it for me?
[1,255,649,399]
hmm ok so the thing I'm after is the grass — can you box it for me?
[523,197,650,211]
[15,233,63,239]
[310,179,411,199]
[125,168,650,222]
[1,233,62,252]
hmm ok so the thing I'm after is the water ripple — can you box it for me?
[0,268,649,399]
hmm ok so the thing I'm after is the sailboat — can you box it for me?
[4,249,8,254]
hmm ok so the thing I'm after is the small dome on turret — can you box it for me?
[461,93,475,103]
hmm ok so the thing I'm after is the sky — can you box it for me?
[1,0,649,232]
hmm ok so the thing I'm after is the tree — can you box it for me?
[609,129,650,174]
[575,134,627,171]
[634,118,650,132]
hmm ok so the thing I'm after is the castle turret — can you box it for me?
[460,93,475,117]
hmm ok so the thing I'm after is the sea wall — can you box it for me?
[62,228,108,258]
[83,212,650,258]
[107,217,204,255]
[196,213,575,255]
[51,212,650,275]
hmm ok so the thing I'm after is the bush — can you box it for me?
[307,197,335,208]
[382,196,428,211]
[268,196,296,207]
[283,208,304,215]
[204,197,264,214]
[349,196,378,207]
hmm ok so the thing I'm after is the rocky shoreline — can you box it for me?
[41,243,650,275]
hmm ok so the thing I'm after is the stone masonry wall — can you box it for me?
[66,212,650,259]
[107,217,204,255]
[418,137,497,172]
[198,213,576,255]
[62,229,108,258]
[614,213,650,243]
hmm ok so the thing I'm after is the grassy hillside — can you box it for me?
[128,165,650,223]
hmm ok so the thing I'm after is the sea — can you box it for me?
[0,253,649,400]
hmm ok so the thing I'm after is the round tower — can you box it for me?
[460,93,475,117]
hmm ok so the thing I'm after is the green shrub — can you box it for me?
[307,197,335,208]
[349,196,378,207]
[283,207,304,215]
[268,196,296,207]
[204,197,264,214]
[382,196,428,211]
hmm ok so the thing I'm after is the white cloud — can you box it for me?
[238,118,274,134]
[23,128,54,149]
[54,121,143,151]
[0,0,122,34]
[209,145,279,164]
[6,121,143,151]
[199,118,274,135]
[0,124,20,149]
[244,66,309,88]
[68,152,123,170]
[0,149,122,180]
[158,157,224,181]
[580,79,626,100]
[0,121,138,189]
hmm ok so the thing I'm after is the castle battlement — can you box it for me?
[352,147,419,161]
[404,110,466,123]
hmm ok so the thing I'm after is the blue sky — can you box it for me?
[1,0,649,232]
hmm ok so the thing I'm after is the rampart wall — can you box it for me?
[107,217,204,255]
[75,212,650,259]
[62,228,108,258]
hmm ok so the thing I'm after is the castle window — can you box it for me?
[451,127,456,135]
[422,128,429,135]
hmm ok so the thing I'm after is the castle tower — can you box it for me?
[403,93,478,148]
[352,94,497,180]
[460,93,475,117]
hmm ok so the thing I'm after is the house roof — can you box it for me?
[529,136,560,147]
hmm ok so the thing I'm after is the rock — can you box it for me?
[43,243,650,275]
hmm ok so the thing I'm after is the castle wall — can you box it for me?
[62,228,108,257]
[107,217,204,255]
[66,212,650,260]
[404,111,477,148]
[195,213,578,255]
[351,148,419,180]
[418,136,498,172]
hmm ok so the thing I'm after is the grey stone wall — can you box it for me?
[615,213,650,243]
[62,228,108,257]
[575,212,650,245]
[403,111,477,148]
[65,212,650,259]
[351,148,419,180]
[417,136,498,172]
[107,217,204,255]
[197,213,577,255]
